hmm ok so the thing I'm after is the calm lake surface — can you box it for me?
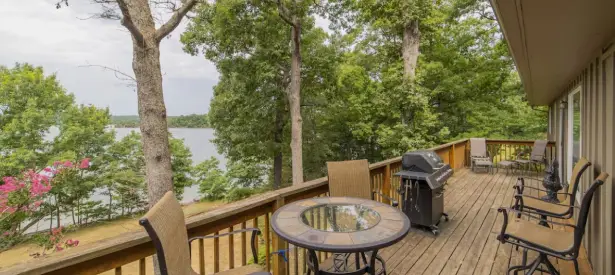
[32,128,225,232]
[114,128,226,203]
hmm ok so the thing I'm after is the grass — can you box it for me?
[0,200,225,272]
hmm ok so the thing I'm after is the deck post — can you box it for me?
[382,164,392,204]
[450,144,456,170]
[272,197,287,275]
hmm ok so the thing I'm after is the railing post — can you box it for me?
[449,144,456,170]
[382,164,391,204]
[272,197,287,275]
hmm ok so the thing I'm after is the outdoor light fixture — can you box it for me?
[559,100,568,109]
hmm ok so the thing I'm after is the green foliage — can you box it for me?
[110,114,209,128]
[182,0,547,188]
[225,187,256,202]
[226,160,266,188]
[0,64,74,176]
[169,136,194,199]
[194,157,228,201]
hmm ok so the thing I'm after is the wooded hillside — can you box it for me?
[181,0,547,188]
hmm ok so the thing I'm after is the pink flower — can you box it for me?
[4,207,16,214]
[55,245,63,252]
[2,232,10,236]
[79,158,90,169]
[51,227,63,236]
[43,167,52,172]
[65,239,79,247]
[63,160,73,167]
[53,161,62,167]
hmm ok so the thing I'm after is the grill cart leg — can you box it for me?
[443,212,449,222]
[429,225,439,235]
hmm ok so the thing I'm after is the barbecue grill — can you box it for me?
[395,150,453,235]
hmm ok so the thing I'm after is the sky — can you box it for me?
[0,0,219,116]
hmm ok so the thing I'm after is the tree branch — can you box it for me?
[275,0,294,26]
[155,0,199,42]
[79,64,137,88]
[116,0,145,45]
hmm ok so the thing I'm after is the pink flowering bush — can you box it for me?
[32,226,79,256]
[0,171,51,235]
[1,159,89,250]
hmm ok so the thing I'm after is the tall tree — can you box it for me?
[182,0,337,187]
[56,0,199,206]
[0,64,74,176]
[273,0,308,184]
[328,0,433,79]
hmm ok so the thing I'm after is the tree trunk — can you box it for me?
[129,1,174,208]
[71,208,76,226]
[402,20,420,79]
[108,190,113,220]
[273,106,284,189]
[288,20,304,185]
[55,195,60,228]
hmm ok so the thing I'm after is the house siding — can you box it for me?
[550,45,615,275]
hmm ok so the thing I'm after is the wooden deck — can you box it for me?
[378,168,592,275]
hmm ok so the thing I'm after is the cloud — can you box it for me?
[0,0,218,115]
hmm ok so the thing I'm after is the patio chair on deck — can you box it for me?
[515,140,549,174]
[324,159,398,274]
[497,172,608,275]
[513,158,591,224]
[139,191,270,275]
[470,138,494,173]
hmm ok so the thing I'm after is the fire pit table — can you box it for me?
[271,197,410,275]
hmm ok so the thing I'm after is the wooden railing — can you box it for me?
[0,138,553,275]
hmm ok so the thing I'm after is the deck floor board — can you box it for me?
[379,168,593,275]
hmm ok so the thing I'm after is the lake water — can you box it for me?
[29,128,225,232]
[114,128,226,203]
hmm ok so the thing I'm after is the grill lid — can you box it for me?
[401,150,444,173]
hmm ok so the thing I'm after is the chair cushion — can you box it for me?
[214,264,269,275]
[521,196,571,216]
[506,215,574,252]
[474,159,493,166]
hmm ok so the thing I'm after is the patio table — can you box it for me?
[271,197,410,275]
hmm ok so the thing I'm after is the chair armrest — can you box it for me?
[496,208,510,243]
[514,194,577,209]
[189,228,261,264]
[503,207,576,228]
[373,191,399,207]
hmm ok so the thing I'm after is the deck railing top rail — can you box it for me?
[0,138,552,275]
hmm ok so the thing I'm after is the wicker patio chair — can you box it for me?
[139,191,270,275]
[497,172,608,275]
[470,138,494,173]
[324,159,398,274]
[513,158,591,223]
[326,159,398,207]
[515,140,548,174]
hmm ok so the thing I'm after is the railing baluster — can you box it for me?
[303,248,308,274]
[293,245,299,275]
[115,266,121,275]
[241,221,247,266]
[199,239,205,275]
[316,205,322,260]
[253,217,259,264]
[285,240,290,273]
[214,231,220,273]
[228,226,234,269]
[139,258,146,275]
[265,214,271,272]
